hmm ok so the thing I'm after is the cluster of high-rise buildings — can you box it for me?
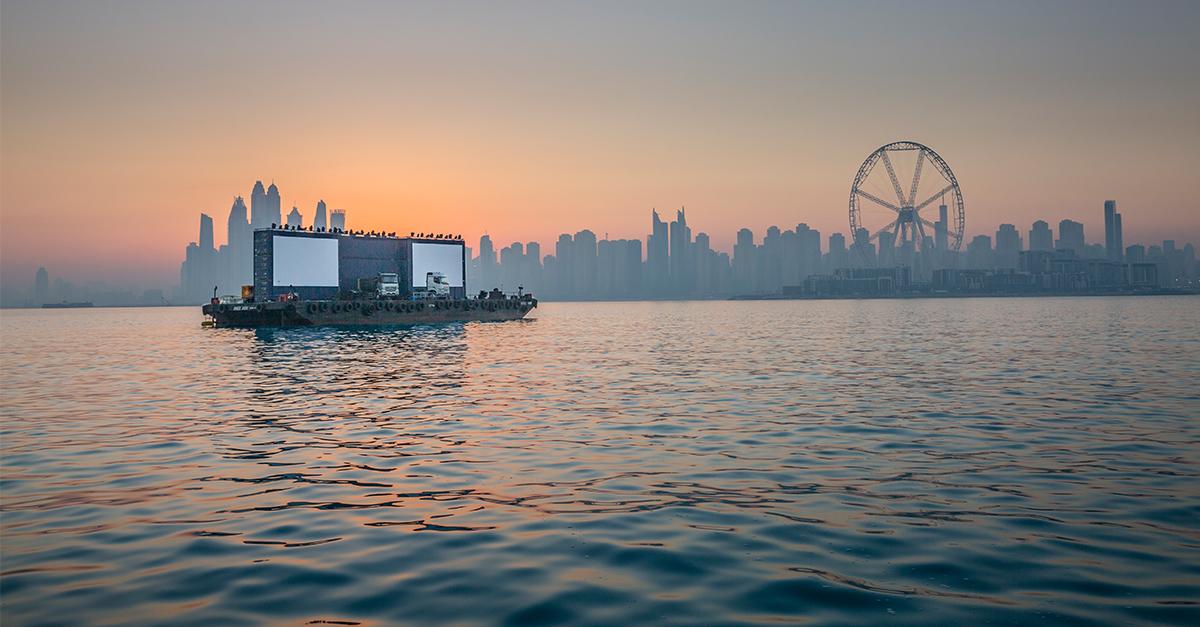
[173,191,1196,304]
[466,201,1197,299]
[177,181,346,303]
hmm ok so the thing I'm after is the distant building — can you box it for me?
[478,234,496,289]
[1056,219,1085,257]
[995,224,1021,269]
[1104,200,1123,261]
[935,204,949,250]
[1029,220,1053,252]
[574,229,598,297]
[250,181,268,229]
[34,267,49,304]
[199,213,214,251]
[330,209,346,231]
[668,208,691,295]
[226,196,251,287]
[266,183,281,227]
[966,234,993,269]
[647,209,669,292]
[286,206,302,228]
[314,200,327,231]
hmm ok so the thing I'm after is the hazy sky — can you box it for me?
[3,0,1199,289]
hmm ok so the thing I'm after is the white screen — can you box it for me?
[411,242,464,288]
[273,235,339,287]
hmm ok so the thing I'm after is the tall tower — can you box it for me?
[250,181,267,229]
[1057,219,1085,256]
[1103,200,1124,261]
[198,213,217,296]
[226,196,251,285]
[1113,213,1123,261]
[479,234,496,289]
[647,209,668,293]
[35,267,49,304]
[199,213,214,251]
[266,183,282,227]
[669,207,691,294]
[286,206,302,228]
[314,200,327,230]
[330,209,346,231]
[1029,220,1053,252]
[936,204,949,250]
[994,224,1021,268]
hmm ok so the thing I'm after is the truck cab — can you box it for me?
[377,273,400,298]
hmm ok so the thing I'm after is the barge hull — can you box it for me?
[202,299,535,328]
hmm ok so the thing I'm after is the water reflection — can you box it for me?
[1,299,1198,625]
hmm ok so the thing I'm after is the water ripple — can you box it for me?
[2,298,1199,625]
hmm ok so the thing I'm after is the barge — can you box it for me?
[200,225,535,328]
[203,294,536,328]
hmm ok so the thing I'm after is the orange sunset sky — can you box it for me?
[2,1,1199,291]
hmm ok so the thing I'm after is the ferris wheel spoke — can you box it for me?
[855,189,902,213]
[907,150,925,206]
[869,218,900,244]
[914,217,930,244]
[879,151,908,205]
[914,184,955,211]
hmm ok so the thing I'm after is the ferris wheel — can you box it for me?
[848,141,964,252]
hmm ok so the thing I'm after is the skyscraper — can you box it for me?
[478,234,496,290]
[1113,213,1123,261]
[853,227,875,267]
[266,183,281,227]
[733,228,756,293]
[574,229,598,297]
[1056,219,1085,256]
[226,196,251,286]
[554,233,574,297]
[647,210,668,293]
[34,267,49,304]
[1029,220,1053,252]
[966,234,993,269]
[286,206,302,228]
[330,209,346,231]
[669,208,691,294]
[525,241,542,293]
[827,232,847,272]
[1102,199,1125,261]
[994,224,1021,268]
[314,200,327,231]
[936,204,949,250]
[250,181,267,229]
[199,213,214,251]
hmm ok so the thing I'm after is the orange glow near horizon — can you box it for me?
[2,2,1199,289]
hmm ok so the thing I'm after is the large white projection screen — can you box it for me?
[273,236,339,287]
[411,243,464,288]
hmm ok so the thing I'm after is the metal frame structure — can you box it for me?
[849,141,964,253]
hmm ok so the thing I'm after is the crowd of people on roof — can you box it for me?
[268,223,462,240]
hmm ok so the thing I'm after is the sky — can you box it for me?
[2,0,1199,291]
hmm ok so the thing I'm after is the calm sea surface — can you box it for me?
[2,298,1198,626]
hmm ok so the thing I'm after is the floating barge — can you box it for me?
[203,295,535,328]
[201,226,535,328]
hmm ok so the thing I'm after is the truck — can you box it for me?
[378,273,400,298]
[357,273,401,298]
[425,272,450,297]
[412,272,450,299]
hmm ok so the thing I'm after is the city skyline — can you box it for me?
[3,1,1200,292]
[24,177,1192,306]
[9,174,1200,306]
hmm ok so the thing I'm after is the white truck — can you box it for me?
[377,273,400,298]
[425,272,450,297]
